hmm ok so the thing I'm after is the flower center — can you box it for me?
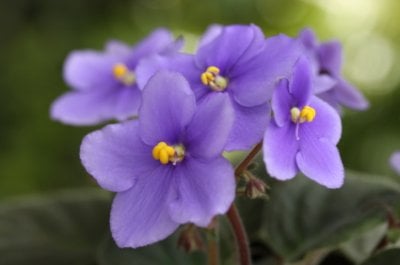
[290,106,316,141]
[200,66,228,91]
[112,63,136,86]
[152,141,185,165]
[290,105,316,123]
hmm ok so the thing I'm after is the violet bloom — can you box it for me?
[80,71,235,248]
[298,28,369,111]
[263,57,344,188]
[390,152,400,175]
[137,24,301,151]
[51,29,179,125]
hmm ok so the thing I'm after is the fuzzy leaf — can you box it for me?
[0,188,111,265]
[96,232,206,265]
[360,248,400,265]
[261,171,400,261]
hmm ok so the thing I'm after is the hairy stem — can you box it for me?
[207,218,220,265]
[234,142,262,179]
[227,204,251,265]
[227,142,263,265]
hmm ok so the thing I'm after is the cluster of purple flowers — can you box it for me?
[51,24,368,248]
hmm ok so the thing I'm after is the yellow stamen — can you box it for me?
[113,63,128,79]
[152,142,166,160]
[207,66,220,75]
[300,106,316,122]
[290,107,301,123]
[152,142,185,165]
[112,63,135,85]
[290,105,316,123]
[159,149,169,164]
[200,66,228,91]
[201,73,208,85]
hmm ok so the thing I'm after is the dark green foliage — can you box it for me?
[360,249,400,265]
[0,189,110,265]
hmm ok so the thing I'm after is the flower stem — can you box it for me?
[227,204,251,265]
[207,218,220,265]
[227,142,263,265]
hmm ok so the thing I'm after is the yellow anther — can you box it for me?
[113,63,128,79]
[290,105,316,123]
[200,66,228,91]
[206,66,220,74]
[112,63,136,85]
[205,72,213,80]
[201,73,208,85]
[159,149,169,164]
[152,142,167,160]
[152,142,185,165]
[300,106,316,122]
[201,66,220,85]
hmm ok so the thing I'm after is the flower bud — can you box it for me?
[177,225,204,253]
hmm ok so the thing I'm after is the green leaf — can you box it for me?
[360,248,400,265]
[0,188,111,265]
[341,223,387,263]
[96,232,206,265]
[258,171,400,261]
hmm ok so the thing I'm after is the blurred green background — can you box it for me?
[0,0,399,199]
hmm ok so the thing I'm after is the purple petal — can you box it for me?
[191,81,211,101]
[298,28,321,77]
[112,86,142,120]
[289,56,313,107]
[63,51,116,91]
[226,100,270,151]
[136,51,210,101]
[231,34,302,107]
[263,121,299,180]
[334,79,369,110]
[139,71,196,145]
[50,87,141,125]
[296,137,344,189]
[169,157,235,227]
[195,24,265,71]
[80,121,158,192]
[390,152,400,175]
[185,93,234,158]
[271,79,292,127]
[317,91,342,113]
[160,36,185,56]
[136,53,197,90]
[298,28,318,50]
[313,74,337,94]
[301,96,342,144]
[232,24,266,66]
[105,40,132,58]
[198,24,223,48]
[318,41,342,76]
[126,28,175,67]
[110,166,179,248]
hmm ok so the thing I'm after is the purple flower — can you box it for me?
[263,57,344,188]
[51,29,180,125]
[80,71,235,248]
[137,24,302,151]
[298,28,369,111]
[390,152,400,175]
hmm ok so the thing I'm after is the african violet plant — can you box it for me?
[48,24,400,265]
